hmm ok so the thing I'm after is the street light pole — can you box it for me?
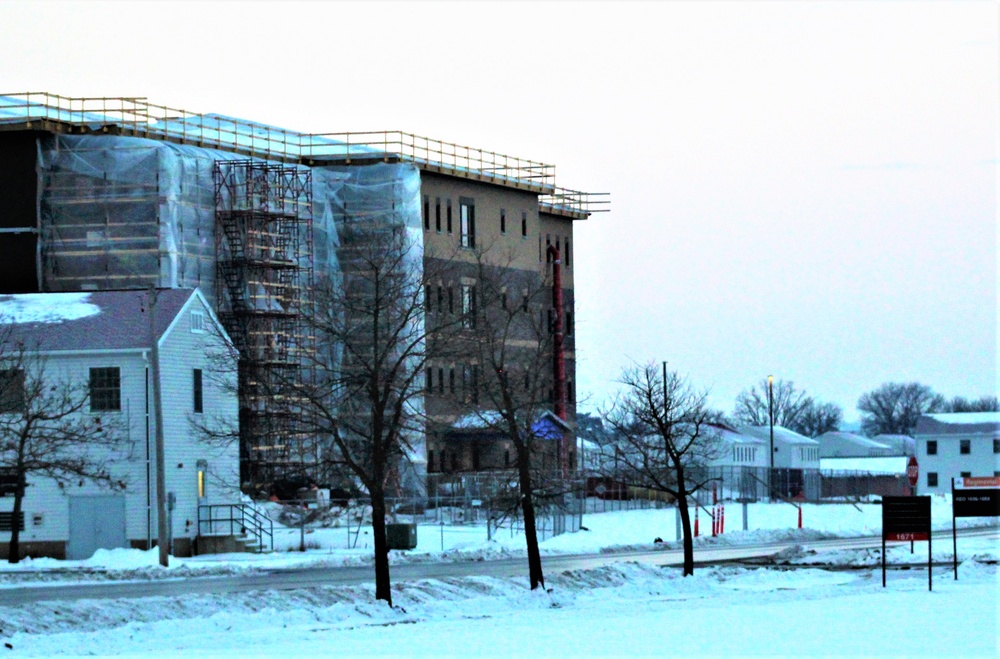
[767,374,774,502]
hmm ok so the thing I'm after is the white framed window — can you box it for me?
[191,311,205,333]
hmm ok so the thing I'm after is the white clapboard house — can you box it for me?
[0,289,242,559]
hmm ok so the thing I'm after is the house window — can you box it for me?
[446,199,453,234]
[0,369,26,414]
[423,195,430,231]
[960,471,971,478]
[521,211,527,237]
[449,368,456,395]
[500,209,507,234]
[927,440,937,455]
[89,367,121,412]
[435,198,442,232]
[193,369,203,414]
[190,312,205,333]
[461,285,476,328]
[927,472,938,487]
[566,240,571,267]
[960,439,970,455]
[460,198,475,248]
[994,439,999,454]
[425,368,433,393]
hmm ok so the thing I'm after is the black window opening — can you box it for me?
[500,209,507,234]
[427,450,435,473]
[960,439,971,455]
[437,286,444,310]
[994,439,999,454]
[566,311,573,336]
[0,368,26,414]
[0,512,25,532]
[449,368,456,395]
[425,368,433,393]
[460,198,476,248]
[565,240,571,267]
[435,198,442,232]
[446,199,453,234]
[193,369,203,414]
[927,440,937,455]
[425,284,433,312]
[927,472,938,487]
[90,367,121,412]
[501,292,508,310]
[521,211,527,237]
[438,368,445,395]
[423,195,430,231]
[448,287,454,314]
[960,471,971,478]
[522,295,529,313]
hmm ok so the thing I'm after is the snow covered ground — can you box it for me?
[1,497,997,656]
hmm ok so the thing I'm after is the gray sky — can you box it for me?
[2,1,996,421]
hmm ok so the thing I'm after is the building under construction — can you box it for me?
[0,93,607,488]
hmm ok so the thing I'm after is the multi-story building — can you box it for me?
[914,412,1000,494]
[0,93,607,486]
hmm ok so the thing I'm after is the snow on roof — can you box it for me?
[927,412,1000,425]
[740,425,819,445]
[0,292,100,324]
[817,431,888,449]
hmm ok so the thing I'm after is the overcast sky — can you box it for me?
[2,1,996,422]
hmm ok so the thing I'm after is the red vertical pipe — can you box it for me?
[547,245,567,478]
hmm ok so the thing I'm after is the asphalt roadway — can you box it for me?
[1,526,996,607]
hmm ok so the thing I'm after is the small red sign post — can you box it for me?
[906,456,919,491]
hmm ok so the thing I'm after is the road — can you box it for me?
[2,526,996,606]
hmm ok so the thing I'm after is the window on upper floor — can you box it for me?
[960,471,971,478]
[424,284,433,312]
[446,199,453,234]
[423,195,430,231]
[994,439,999,454]
[0,369,26,414]
[565,240,571,267]
[521,211,528,238]
[960,439,970,455]
[566,311,573,336]
[435,198,442,232]
[190,311,205,333]
[927,472,938,487]
[89,367,121,412]
[193,369,203,414]
[460,198,475,248]
[500,209,507,234]
[461,284,477,328]
[927,440,937,455]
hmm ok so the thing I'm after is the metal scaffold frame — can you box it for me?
[213,160,316,486]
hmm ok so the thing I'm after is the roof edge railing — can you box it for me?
[540,189,611,217]
[1,93,600,198]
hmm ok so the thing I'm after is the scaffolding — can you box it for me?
[214,160,316,485]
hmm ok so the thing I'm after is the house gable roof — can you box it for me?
[0,289,198,353]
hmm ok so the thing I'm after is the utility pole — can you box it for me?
[767,374,774,503]
[148,286,169,567]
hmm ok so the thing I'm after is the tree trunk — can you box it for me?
[370,483,393,606]
[8,486,24,564]
[675,490,694,576]
[517,458,545,590]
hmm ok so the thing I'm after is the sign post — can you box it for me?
[906,456,919,494]
[951,476,1000,580]
[881,496,932,591]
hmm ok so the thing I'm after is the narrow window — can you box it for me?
[435,197,442,232]
[438,368,444,395]
[524,371,530,392]
[446,199,453,234]
[565,239,571,267]
[505,450,510,468]
[960,439,970,455]
[451,452,458,472]
[926,440,937,455]
[190,312,205,333]
[437,286,444,310]
[994,439,999,454]
[193,369,203,414]
[547,309,554,334]
[471,366,479,404]
[423,195,430,231]
[428,450,435,473]
[567,380,574,404]
[460,198,475,248]
[538,234,543,261]
[500,208,507,234]
[960,471,971,478]
[425,368,433,393]
[566,311,573,336]
[501,292,508,310]
[89,367,121,412]
[424,284,433,312]
[521,211,527,237]
[448,287,454,314]
[927,472,938,487]
[462,284,477,328]
[522,295,529,313]
[545,234,552,262]
[0,369,26,414]
[449,368,456,395]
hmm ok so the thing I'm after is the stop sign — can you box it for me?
[907,455,919,487]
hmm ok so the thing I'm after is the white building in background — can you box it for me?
[707,423,769,469]
[872,434,916,456]
[816,431,892,458]
[914,412,1000,495]
[740,425,821,470]
[0,289,240,560]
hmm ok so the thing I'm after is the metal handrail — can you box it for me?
[197,502,274,552]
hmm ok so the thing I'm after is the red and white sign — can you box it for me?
[955,476,1000,489]
[886,531,929,542]
[907,455,919,487]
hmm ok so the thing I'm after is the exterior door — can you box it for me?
[68,495,128,560]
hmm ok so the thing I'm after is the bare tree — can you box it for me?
[295,219,459,606]
[943,395,999,413]
[0,334,127,563]
[788,401,843,437]
[858,382,946,437]
[456,252,566,591]
[733,378,810,428]
[599,363,722,576]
